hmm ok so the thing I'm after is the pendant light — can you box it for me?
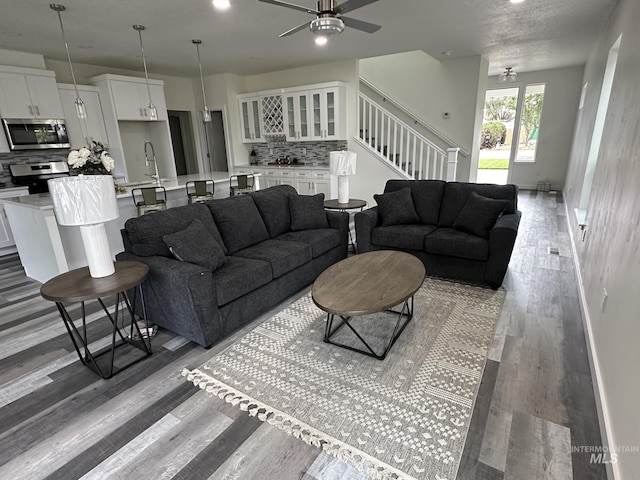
[133,25,158,121]
[50,4,86,119]
[192,40,211,122]
[499,67,517,83]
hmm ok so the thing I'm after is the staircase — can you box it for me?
[356,91,459,181]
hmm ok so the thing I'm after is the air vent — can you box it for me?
[547,247,560,255]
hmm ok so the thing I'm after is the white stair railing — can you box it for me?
[357,91,459,181]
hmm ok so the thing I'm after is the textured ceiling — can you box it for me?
[0,0,618,78]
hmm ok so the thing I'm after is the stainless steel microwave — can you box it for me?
[1,118,70,150]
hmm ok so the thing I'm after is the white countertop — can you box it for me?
[0,171,248,211]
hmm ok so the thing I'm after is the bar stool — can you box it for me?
[229,174,254,196]
[186,180,214,204]
[132,187,167,216]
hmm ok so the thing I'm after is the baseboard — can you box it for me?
[563,192,618,480]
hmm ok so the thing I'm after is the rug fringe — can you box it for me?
[182,368,415,480]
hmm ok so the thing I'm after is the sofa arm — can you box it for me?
[116,251,222,347]
[326,210,350,255]
[485,211,522,289]
[355,207,379,253]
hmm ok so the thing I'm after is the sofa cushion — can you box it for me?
[205,195,270,254]
[374,187,420,226]
[438,183,518,227]
[211,256,273,306]
[289,193,329,230]
[233,239,312,278]
[125,203,227,257]
[453,191,510,238]
[163,219,226,271]
[276,228,341,258]
[384,179,446,225]
[372,224,438,250]
[250,185,296,237]
[423,228,489,261]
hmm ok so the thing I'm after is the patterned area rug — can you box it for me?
[184,278,505,480]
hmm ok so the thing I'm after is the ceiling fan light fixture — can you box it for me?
[314,35,328,46]
[309,17,345,37]
[499,67,517,83]
[212,0,231,10]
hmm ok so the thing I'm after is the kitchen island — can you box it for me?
[2,172,260,283]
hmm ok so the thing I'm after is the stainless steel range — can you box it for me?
[9,161,70,194]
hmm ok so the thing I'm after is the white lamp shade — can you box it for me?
[48,175,119,226]
[329,151,357,176]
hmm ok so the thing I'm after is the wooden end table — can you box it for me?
[323,198,367,252]
[40,261,152,379]
[312,251,425,360]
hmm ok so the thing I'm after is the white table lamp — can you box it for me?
[48,175,119,278]
[329,151,357,204]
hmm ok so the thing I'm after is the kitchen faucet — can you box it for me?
[144,140,161,185]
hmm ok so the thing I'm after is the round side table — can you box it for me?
[41,261,152,379]
[324,198,368,252]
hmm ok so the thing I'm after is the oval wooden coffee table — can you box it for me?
[312,250,425,360]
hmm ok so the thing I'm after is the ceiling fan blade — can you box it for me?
[341,16,381,33]
[258,0,318,15]
[279,22,310,37]
[334,0,378,15]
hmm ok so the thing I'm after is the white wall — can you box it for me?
[486,66,584,190]
[564,0,640,478]
[0,48,45,69]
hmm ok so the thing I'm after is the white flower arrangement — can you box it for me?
[68,141,115,175]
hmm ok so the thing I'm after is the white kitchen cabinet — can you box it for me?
[278,169,296,188]
[238,96,263,143]
[294,170,314,195]
[312,170,332,197]
[310,86,346,141]
[0,187,29,253]
[0,67,64,119]
[58,84,110,148]
[283,91,311,142]
[110,80,167,121]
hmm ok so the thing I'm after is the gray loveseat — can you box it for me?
[355,180,521,289]
[116,185,349,347]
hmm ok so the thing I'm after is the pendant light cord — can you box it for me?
[194,41,208,109]
[53,7,81,99]
[135,25,155,108]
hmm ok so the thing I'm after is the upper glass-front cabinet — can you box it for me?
[283,92,311,142]
[311,87,341,141]
[238,96,263,143]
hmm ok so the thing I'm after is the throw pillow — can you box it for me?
[163,219,226,271]
[289,193,329,231]
[453,191,510,238]
[205,195,270,254]
[374,187,420,226]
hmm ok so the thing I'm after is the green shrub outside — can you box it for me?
[481,122,507,149]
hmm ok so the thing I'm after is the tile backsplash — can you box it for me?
[0,150,68,188]
[245,137,348,165]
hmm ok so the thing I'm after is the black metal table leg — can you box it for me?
[323,294,416,360]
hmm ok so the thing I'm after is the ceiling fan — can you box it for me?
[258,0,381,42]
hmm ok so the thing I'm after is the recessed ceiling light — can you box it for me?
[212,0,231,10]
[510,0,525,3]
[315,36,328,46]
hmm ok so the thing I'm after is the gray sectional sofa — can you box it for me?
[116,185,349,347]
[355,180,521,289]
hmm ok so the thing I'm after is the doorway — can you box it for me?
[203,110,229,172]
[477,84,546,184]
[168,110,198,176]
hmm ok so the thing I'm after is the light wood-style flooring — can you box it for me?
[0,190,606,480]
